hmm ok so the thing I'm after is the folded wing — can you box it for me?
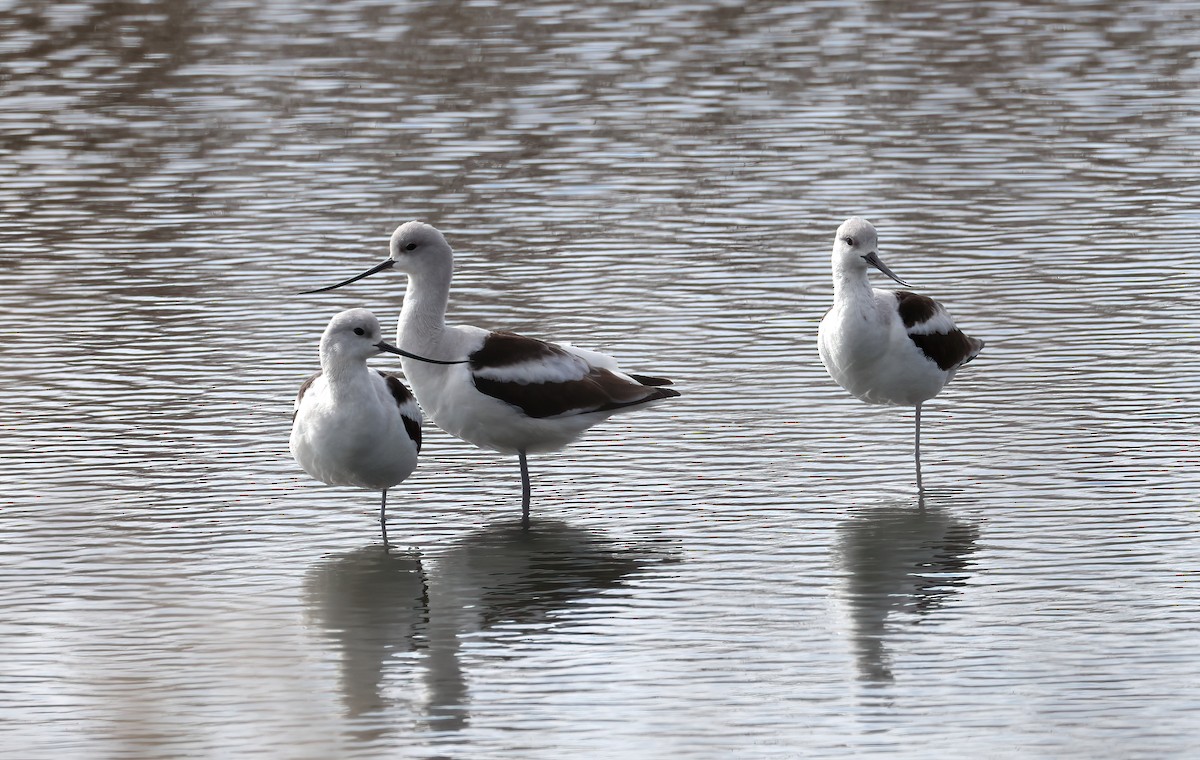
[895,290,984,371]
[469,331,679,419]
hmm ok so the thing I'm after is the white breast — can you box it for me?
[818,291,950,406]
[290,372,419,490]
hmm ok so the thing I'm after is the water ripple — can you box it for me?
[3,0,1200,757]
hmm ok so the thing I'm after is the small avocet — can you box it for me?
[290,308,460,546]
[817,217,983,490]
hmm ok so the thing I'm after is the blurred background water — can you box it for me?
[1,0,1198,757]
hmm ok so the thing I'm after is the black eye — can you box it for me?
[353,327,365,336]
[404,242,417,251]
[843,236,855,246]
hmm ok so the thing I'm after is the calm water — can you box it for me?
[2,0,1198,757]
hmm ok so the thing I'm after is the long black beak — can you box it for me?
[303,258,395,294]
[375,340,468,365]
[862,251,910,287]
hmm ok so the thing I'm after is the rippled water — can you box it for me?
[2,0,1198,757]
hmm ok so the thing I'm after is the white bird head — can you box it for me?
[319,308,388,364]
[317,307,463,366]
[304,220,452,294]
[831,217,909,287]
[388,221,453,274]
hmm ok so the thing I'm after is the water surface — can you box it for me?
[2,0,1198,757]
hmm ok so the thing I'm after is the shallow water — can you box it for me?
[2,0,1198,757]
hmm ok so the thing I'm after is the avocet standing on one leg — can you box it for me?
[818,217,983,492]
[290,308,430,547]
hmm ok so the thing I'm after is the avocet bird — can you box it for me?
[817,217,983,491]
[306,222,681,528]
[290,308,459,546]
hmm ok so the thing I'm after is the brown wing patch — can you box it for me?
[909,331,978,371]
[627,373,674,387]
[402,415,422,453]
[469,331,563,370]
[380,372,421,452]
[473,367,680,419]
[293,371,321,421]
[895,290,940,328]
[379,371,415,404]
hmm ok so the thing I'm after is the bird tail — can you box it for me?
[961,337,985,366]
[628,373,674,387]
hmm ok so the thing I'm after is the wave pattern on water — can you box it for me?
[2,0,1199,758]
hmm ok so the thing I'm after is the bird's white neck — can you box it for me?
[832,261,875,302]
[319,351,372,391]
[398,264,452,349]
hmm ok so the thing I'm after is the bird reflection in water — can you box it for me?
[304,521,664,741]
[304,544,431,740]
[836,496,980,684]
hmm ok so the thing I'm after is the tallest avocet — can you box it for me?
[308,221,680,527]
[818,217,983,491]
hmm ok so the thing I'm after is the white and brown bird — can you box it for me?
[817,217,983,490]
[306,222,680,528]
[290,308,430,547]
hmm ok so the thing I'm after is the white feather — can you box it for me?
[473,351,591,383]
[905,309,957,336]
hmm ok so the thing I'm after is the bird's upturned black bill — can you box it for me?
[862,251,910,287]
[375,341,468,365]
[302,258,395,294]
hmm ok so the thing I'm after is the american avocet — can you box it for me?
[305,221,681,528]
[290,308,460,546]
[817,217,983,491]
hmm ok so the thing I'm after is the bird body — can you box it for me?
[290,308,423,544]
[819,286,977,406]
[290,367,420,490]
[399,325,674,456]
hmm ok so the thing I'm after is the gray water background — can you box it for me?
[1,0,1198,757]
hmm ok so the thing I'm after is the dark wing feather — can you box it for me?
[469,331,561,369]
[627,373,674,387]
[293,371,321,422]
[473,368,679,419]
[379,371,422,452]
[469,332,680,419]
[895,291,984,371]
[908,332,982,371]
[895,291,940,328]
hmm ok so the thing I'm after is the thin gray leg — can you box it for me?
[914,403,924,495]
[518,449,531,530]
